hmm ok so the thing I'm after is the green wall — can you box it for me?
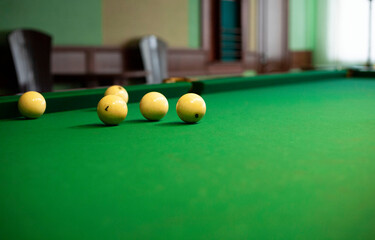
[188,0,201,48]
[0,0,102,45]
[289,0,316,51]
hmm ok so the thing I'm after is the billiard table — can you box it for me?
[0,70,375,239]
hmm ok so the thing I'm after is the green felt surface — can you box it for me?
[0,76,375,239]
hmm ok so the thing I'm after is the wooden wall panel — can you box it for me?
[207,63,244,75]
[53,46,308,81]
[51,47,210,78]
[52,48,87,74]
[168,48,207,76]
[92,49,123,74]
[290,51,313,70]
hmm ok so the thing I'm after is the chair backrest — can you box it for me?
[139,35,168,84]
[8,29,52,92]
[0,31,18,95]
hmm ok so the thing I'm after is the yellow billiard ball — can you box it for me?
[139,92,169,121]
[18,91,46,119]
[104,85,129,103]
[176,93,206,123]
[97,95,128,125]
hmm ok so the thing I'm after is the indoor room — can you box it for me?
[0,0,374,239]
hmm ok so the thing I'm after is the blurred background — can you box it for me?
[0,0,374,94]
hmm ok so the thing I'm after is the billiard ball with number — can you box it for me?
[18,91,46,119]
[97,95,128,125]
[105,85,129,103]
[176,93,206,123]
[140,92,169,121]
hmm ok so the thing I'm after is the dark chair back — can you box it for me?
[0,31,18,95]
[8,29,52,92]
[139,35,168,84]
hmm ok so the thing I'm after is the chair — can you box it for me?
[8,29,52,92]
[0,31,18,95]
[139,35,168,84]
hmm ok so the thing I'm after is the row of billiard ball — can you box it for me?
[17,85,207,125]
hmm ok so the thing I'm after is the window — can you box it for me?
[319,0,375,66]
[202,0,246,63]
[220,0,242,62]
